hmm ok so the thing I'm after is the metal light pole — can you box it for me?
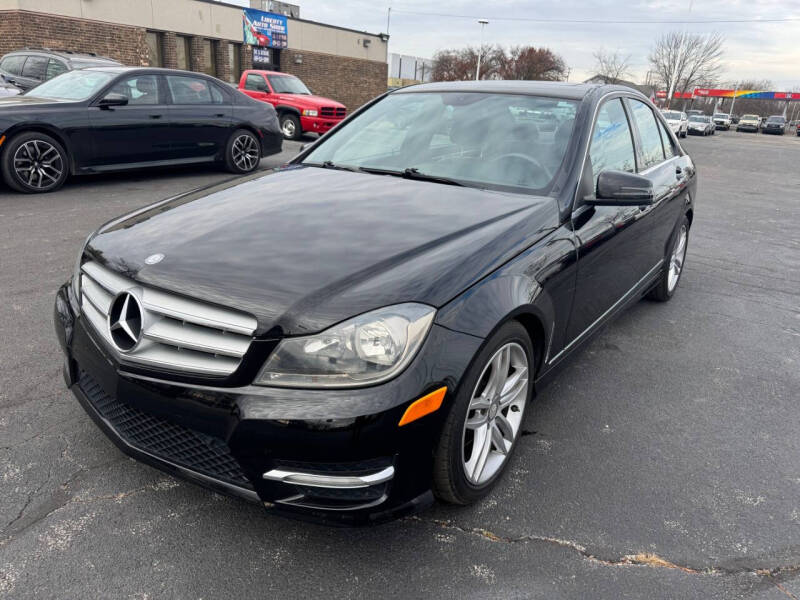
[666,0,693,109]
[475,19,489,81]
[729,83,739,117]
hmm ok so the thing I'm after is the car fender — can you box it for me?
[275,104,301,117]
[0,121,79,173]
[434,230,578,377]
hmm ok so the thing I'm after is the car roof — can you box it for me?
[391,80,645,101]
[4,48,120,64]
[247,69,295,77]
[83,66,217,77]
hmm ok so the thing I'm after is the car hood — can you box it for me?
[87,167,558,336]
[276,94,345,110]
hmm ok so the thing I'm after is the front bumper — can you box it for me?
[688,126,707,134]
[737,124,758,131]
[762,127,784,134]
[54,283,481,524]
[300,115,344,135]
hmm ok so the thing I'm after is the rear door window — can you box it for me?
[21,56,49,81]
[166,75,224,105]
[657,119,677,160]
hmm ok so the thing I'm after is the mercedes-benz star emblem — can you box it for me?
[108,291,143,352]
[145,253,165,265]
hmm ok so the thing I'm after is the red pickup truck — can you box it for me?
[238,69,346,140]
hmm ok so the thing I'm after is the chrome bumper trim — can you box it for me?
[262,466,395,489]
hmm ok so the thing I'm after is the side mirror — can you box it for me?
[590,170,654,206]
[97,93,129,108]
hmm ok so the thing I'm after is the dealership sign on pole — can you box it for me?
[243,8,288,49]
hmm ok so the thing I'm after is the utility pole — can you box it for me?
[729,83,739,117]
[475,19,489,81]
[666,0,693,109]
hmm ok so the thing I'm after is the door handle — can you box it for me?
[149,114,163,119]
[214,113,225,118]
[675,166,684,179]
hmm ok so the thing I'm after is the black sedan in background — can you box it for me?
[761,115,787,135]
[0,67,282,193]
[54,81,695,524]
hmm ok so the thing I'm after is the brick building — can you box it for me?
[0,0,388,111]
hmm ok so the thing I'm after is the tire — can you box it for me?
[1,131,68,193]
[224,129,261,174]
[647,214,690,302]
[433,320,533,505]
[279,113,302,140]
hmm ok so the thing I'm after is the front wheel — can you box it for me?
[647,215,690,302]
[1,131,68,193]
[224,129,261,174]
[279,113,302,140]
[433,321,533,505]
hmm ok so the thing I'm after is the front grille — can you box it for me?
[79,261,256,376]
[79,370,252,488]
[320,107,346,118]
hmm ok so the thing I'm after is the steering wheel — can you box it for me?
[491,153,553,184]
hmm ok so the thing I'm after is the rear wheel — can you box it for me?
[647,215,690,302]
[1,132,68,193]
[224,129,261,174]
[433,321,533,505]
[279,113,302,140]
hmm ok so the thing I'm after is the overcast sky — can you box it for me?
[227,1,800,89]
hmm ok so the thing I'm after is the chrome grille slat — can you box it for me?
[144,320,250,357]
[79,260,256,376]
[142,287,255,335]
[81,274,113,314]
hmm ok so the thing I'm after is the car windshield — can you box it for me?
[267,75,311,95]
[742,114,759,120]
[767,116,785,123]
[662,111,681,120]
[302,91,578,194]
[689,116,708,122]
[713,113,727,118]
[24,70,115,101]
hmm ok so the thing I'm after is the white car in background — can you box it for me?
[713,112,732,130]
[661,110,688,138]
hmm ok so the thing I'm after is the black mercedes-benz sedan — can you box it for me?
[0,67,282,193]
[54,81,696,524]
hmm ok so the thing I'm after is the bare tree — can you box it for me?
[431,45,502,81]
[432,45,567,82]
[498,46,568,81]
[649,32,724,107]
[592,49,631,83]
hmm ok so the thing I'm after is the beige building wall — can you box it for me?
[0,0,387,61]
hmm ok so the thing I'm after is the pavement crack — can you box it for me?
[406,516,800,579]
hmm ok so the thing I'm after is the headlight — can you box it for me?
[302,109,318,117]
[255,303,436,388]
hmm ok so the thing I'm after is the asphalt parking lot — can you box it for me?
[1,130,799,599]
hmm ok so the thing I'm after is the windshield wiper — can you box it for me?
[310,161,363,173]
[399,167,467,187]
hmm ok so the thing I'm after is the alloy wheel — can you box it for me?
[461,342,529,485]
[231,134,259,171]
[13,140,64,190]
[668,225,688,292]
[282,119,296,138]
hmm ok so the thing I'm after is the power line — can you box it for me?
[390,8,800,25]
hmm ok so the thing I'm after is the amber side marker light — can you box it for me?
[0,135,6,148]
[398,386,447,427]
